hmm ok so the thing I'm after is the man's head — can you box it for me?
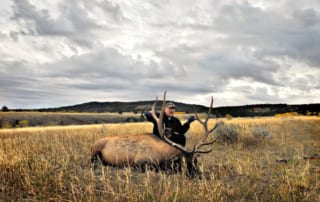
[164,102,176,117]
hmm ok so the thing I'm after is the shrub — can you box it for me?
[237,126,273,148]
[1,120,11,129]
[214,122,240,144]
[225,114,232,120]
[20,120,29,128]
[251,126,272,139]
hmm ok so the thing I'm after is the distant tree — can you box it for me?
[1,105,9,112]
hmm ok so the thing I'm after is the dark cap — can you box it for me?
[166,102,176,109]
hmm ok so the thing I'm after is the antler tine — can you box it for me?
[195,97,213,123]
[195,148,214,154]
[197,139,216,147]
[163,135,193,153]
[195,97,214,142]
[206,96,214,123]
[151,90,169,139]
[193,96,217,152]
[158,90,167,138]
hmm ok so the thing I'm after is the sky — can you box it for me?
[0,0,320,109]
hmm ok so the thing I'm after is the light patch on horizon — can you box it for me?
[0,0,320,109]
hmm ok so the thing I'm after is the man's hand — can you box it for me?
[143,111,150,117]
[187,116,195,124]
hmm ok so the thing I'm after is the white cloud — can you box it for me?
[0,0,319,108]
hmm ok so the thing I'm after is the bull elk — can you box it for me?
[91,91,218,177]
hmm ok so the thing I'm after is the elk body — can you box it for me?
[91,133,185,171]
[91,92,218,176]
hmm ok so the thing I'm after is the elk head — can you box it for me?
[151,91,219,177]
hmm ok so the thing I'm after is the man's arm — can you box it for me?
[144,111,158,124]
[174,118,190,135]
[174,116,195,135]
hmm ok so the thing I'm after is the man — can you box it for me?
[144,102,195,146]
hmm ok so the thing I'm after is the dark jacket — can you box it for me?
[145,112,189,146]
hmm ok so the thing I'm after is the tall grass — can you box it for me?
[0,117,319,201]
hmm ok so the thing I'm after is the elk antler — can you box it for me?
[193,96,218,153]
[151,92,218,155]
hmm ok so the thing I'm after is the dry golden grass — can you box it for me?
[0,116,319,201]
[0,111,141,128]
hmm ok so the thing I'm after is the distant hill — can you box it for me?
[37,101,320,117]
[38,100,208,114]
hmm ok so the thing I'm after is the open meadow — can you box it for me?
[0,116,319,201]
[0,112,142,128]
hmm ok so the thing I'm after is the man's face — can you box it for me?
[165,107,176,117]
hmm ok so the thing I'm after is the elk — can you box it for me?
[91,91,218,176]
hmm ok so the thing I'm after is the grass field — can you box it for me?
[0,112,142,128]
[0,116,319,201]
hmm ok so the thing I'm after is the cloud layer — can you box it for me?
[1,0,320,108]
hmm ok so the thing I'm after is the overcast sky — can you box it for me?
[1,0,320,109]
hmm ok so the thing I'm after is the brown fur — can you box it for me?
[91,133,182,167]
